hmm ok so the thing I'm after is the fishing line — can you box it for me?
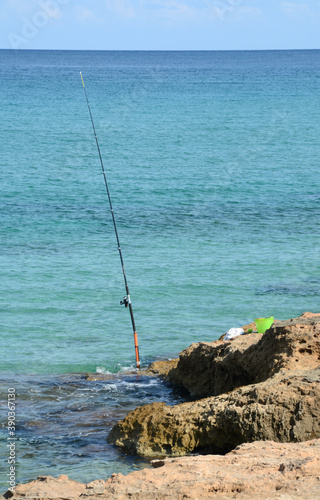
[80,72,140,369]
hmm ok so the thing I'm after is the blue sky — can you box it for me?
[1,0,320,50]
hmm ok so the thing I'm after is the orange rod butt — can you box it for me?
[134,331,140,369]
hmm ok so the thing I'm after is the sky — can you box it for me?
[1,0,320,50]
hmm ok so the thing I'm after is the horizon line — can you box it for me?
[1,47,319,52]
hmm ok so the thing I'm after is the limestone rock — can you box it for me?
[108,313,320,457]
[167,313,320,398]
[2,475,85,499]
[143,359,179,379]
[107,367,320,456]
[3,440,320,499]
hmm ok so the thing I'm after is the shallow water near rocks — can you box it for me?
[0,370,186,489]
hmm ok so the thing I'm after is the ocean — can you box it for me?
[1,49,320,490]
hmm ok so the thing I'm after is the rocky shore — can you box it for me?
[3,439,320,499]
[108,312,320,456]
[2,312,320,499]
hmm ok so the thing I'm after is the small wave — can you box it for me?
[95,364,137,375]
[103,384,118,392]
[96,367,112,375]
[110,379,160,389]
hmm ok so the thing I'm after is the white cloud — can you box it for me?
[237,6,262,16]
[6,0,39,15]
[74,5,97,22]
[136,0,260,24]
[231,5,263,21]
[207,3,263,22]
[148,1,202,22]
[5,0,70,20]
[105,0,136,18]
[280,1,319,18]
[103,0,262,23]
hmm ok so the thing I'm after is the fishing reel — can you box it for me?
[120,296,129,308]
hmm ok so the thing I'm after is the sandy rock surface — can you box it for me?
[3,439,320,499]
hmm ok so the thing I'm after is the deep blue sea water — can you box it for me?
[1,49,320,490]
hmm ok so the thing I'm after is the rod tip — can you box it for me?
[80,72,85,88]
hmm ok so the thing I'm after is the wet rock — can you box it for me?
[143,359,178,379]
[85,373,130,381]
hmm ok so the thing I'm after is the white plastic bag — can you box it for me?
[224,327,244,340]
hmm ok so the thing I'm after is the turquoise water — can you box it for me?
[1,49,320,489]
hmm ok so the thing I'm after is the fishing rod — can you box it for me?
[80,72,141,369]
